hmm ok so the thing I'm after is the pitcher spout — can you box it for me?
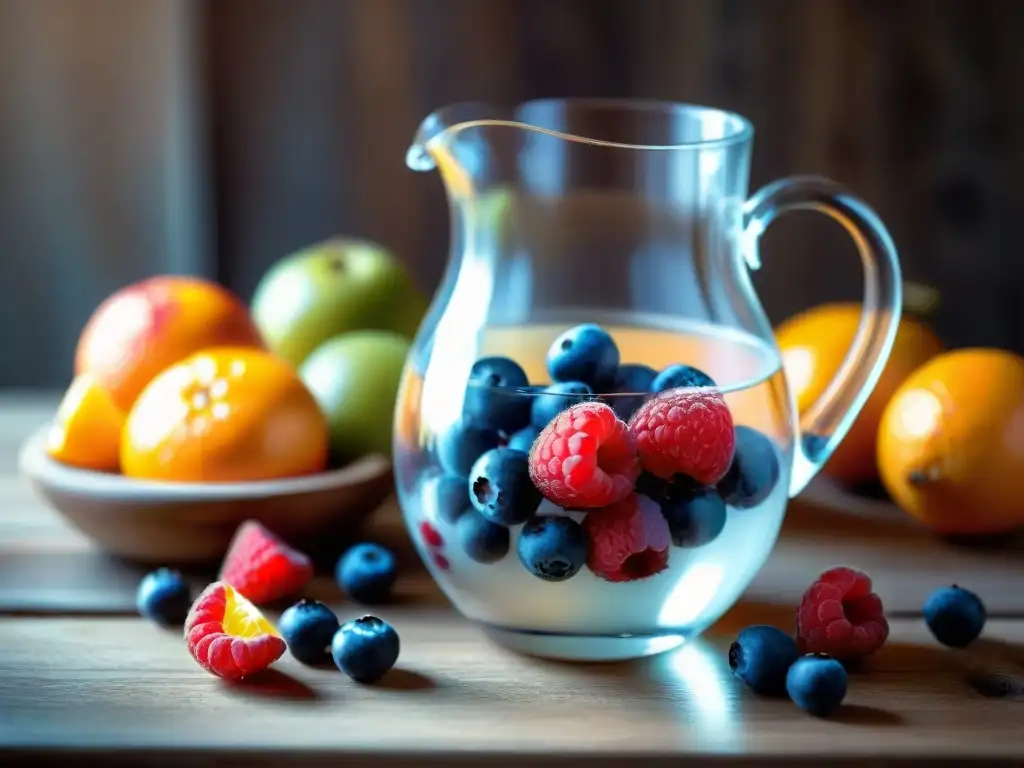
[406,102,506,172]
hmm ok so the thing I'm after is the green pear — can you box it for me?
[251,238,427,369]
[299,330,411,464]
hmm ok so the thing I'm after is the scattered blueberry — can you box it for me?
[517,516,588,581]
[729,625,800,696]
[468,447,542,526]
[923,585,987,648]
[607,363,657,420]
[420,471,471,524]
[718,426,781,508]
[136,568,191,626]
[659,488,727,548]
[786,653,848,716]
[651,364,716,393]
[331,615,400,684]
[463,356,532,433]
[436,417,505,478]
[547,323,620,390]
[507,425,540,453]
[336,542,398,604]
[278,599,341,665]
[456,508,510,564]
[530,381,594,428]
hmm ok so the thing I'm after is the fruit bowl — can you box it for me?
[18,425,394,565]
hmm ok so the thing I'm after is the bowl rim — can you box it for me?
[18,424,392,502]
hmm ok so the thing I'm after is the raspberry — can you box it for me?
[419,520,443,549]
[582,494,671,582]
[627,389,735,485]
[218,521,313,605]
[529,401,640,509]
[796,566,889,661]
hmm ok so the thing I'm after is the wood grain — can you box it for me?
[2,610,1024,764]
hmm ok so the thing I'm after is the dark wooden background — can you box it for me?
[2,0,1023,388]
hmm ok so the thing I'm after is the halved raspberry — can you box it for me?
[582,494,671,582]
[528,401,640,509]
[796,566,889,661]
[627,389,735,485]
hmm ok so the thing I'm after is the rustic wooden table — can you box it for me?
[2,391,1023,766]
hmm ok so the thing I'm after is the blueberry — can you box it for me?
[336,542,398,604]
[729,625,800,696]
[420,471,471,524]
[923,585,986,648]
[136,568,191,626]
[651,364,717,393]
[516,516,588,581]
[718,426,781,509]
[607,363,656,420]
[786,654,848,716]
[530,381,593,428]
[507,425,540,453]
[463,356,532,433]
[547,324,620,390]
[468,447,542,526]
[278,599,340,665]
[457,508,510,563]
[636,472,702,503]
[659,488,727,547]
[331,615,400,684]
[436,417,505,478]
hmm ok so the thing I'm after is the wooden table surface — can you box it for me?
[3,391,1024,766]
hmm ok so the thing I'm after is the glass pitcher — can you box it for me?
[394,99,901,661]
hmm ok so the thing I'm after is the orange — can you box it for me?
[121,347,329,483]
[74,276,264,412]
[775,302,943,485]
[46,373,126,472]
[877,349,1024,535]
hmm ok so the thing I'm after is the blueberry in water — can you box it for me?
[530,381,593,428]
[607,363,657,420]
[517,516,588,581]
[659,488,727,547]
[457,508,510,564]
[463,356,532,433]
[507,425,539,454]
[278,599,340,665]
[786,654,848,716]
[547,324,620,389]
[420,471,471,524]
[331,615,400,684]
[468,447,542,526]
[336,542,398,604]
[136,568,191,626]
[729,625,800,696]
[923,585,987,648]
[436,417,505,478]
[651,364,717,393]
[718,426,781,508]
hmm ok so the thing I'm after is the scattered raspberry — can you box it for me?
[419,520,444,548]
[627,389,735,485]
[529,401,640,509]
[218,521,313,605]
[797,566,889,661]
[582,494,671,582]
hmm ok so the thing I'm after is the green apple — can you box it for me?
[299,330,411,464]
[251,238,427,369]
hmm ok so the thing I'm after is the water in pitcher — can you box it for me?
[394,316,794,654]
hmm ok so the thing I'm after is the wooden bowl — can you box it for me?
[18,425,395,565]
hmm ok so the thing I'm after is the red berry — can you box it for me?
[528,401,640,509]
[627,389,735,485]
[582,494,671,582]
[432,552,450,571]
[419,520,444,548]
[796,566,889,661]
[218,521,313,605]
[184,582,287,681]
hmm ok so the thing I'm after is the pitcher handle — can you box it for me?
[742,175,903,497]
